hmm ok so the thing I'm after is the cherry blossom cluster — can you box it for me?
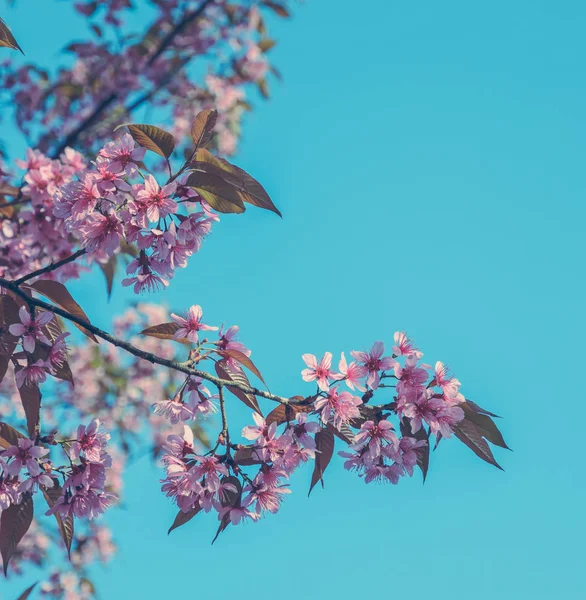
[150,306,469,535]
[0,0,290,158]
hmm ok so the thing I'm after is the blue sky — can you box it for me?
[3,0,586,598]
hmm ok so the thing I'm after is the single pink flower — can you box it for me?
[9,306,54,353]
[338,352,367,391]
[170,304,217,343]
[351,341,395,389]
[301,352,336,391]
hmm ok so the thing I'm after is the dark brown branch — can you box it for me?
[51,0,215,157]
[0,275,293,407]
[14,249,87,286]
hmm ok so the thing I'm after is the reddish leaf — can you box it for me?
[309,429,335,495]
[15,376,41,437]
[0,182,20,196]
[219,349,265,384]
[185,170,245,214]
[466,400,501,419]
[16,582,38,600]
[0,494,33,575]
[99,255,117,299]
[258,38,277,52]
[30,280,98,342]
[262,1,290,17]
[140,322,189,343]
[194,150,281,217]
[461,402,509,450]
[32,319,74,385]
[400,418,430,482]
[234,445,264,466]
[326,421,355,445]
[168,505,202,535]
[42,479,74,558]
[215,360,262,416]
[453,419,504,470]
[117,123,175,159]
[191,108,218,150]
[265,400,310,427]
[0,422,25,449]
[0,17,24,53]
[212,476,242,544]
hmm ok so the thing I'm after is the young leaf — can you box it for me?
[326,421,354,445]
[15,377,41,437]
[193,149,281,216]
[258,38,277,52]
[99,255,117,299]
[265,400,309,427]
[212,476,242,544]
[168,505,202,535]
[118,124,175,159]
[29,280,98,342]
[42,480,74,558]
[0,17,23,53]
[16,582,38,600]
[453,418,504,470]
[185,171,245,214]
[191,108,218,150]
[0,493,33,575]
[0,422,25,449]
[140,322,189,343]
[461,402,510,450]
[215,360,262,416]
[219,349,265,384]
[309,429,335,495]
[234,445,264,466]
[262,1,290,17]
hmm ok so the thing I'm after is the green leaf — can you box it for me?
[117,123,175,159]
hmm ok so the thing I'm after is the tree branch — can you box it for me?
[14,249,87,286]
[0,275,294,408]
[51,0,215,157]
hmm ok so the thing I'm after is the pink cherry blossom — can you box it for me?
[9,306,54,353]
[351,341,395,389]
[313,388,362,430]
[170,305,217,343]
[338,352,367,391]
[301,352,336,391]
[2,438,49,476]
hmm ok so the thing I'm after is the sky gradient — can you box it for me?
[3,1,586,598]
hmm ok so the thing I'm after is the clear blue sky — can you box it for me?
[3,1,586,598]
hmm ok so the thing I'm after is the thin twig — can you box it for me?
[0,275,293,407]
[14,249,87,286]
